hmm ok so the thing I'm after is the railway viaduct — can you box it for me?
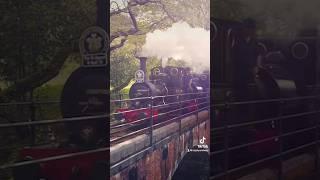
[110,110,210,180]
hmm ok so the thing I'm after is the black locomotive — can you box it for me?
[211,18,320,172]
[13,67,109,180]
[115,56,210,124]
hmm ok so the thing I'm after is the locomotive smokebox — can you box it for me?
[138,56,148,81]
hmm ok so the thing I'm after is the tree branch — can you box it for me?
[110,11,170,51]
[110,38,128,51]
[111,77,133,93]
[110,0,176,51]
[157,0,176,22]
[0,48,72,101]
[110,1,128,16]
[110,1,139,43]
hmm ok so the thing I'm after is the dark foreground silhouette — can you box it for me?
[172,151,210,180]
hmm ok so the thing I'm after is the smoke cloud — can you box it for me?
[236,0,320,37]
[140,22,210,73]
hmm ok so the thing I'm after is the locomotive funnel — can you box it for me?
[138,56,147,81]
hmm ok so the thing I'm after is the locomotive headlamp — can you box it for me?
[291,41,309,59]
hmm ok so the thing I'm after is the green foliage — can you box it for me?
[110,0,209,93]
[120,80,135,94]
[0,0,96,98]
[44,56,80,86]
[0,2,96,179]
[110,13,132,34]
[110,37,140,89]
[135,0,210,31]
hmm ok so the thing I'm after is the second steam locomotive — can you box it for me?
[211,17,320,172]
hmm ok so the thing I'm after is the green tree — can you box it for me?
[0,0,96,101]
[0,1,98,161]
[110,0,210,93]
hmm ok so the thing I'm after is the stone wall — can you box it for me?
[110,110,210,180]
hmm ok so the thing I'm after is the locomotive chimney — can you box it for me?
[138,56,147,81]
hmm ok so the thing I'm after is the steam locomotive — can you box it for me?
[211,18,320,172]
[13,67,108,180]
[115,56,210,125]
[12,55,209,179]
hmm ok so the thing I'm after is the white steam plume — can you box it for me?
[140,22,210,73]
[237,0,320,37]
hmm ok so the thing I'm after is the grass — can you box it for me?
[34,59,80,101]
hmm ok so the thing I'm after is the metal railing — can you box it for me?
[210,95,320,179]
[0,99,109,179]
[2,93,320,179]
[109,91,210,174]
[0,91,210,178]
[110,92,210,144]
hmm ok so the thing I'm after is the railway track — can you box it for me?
[110,111,202,145]
[110,119,149,143]
[110,121,131,139]
[110,91,210,146]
